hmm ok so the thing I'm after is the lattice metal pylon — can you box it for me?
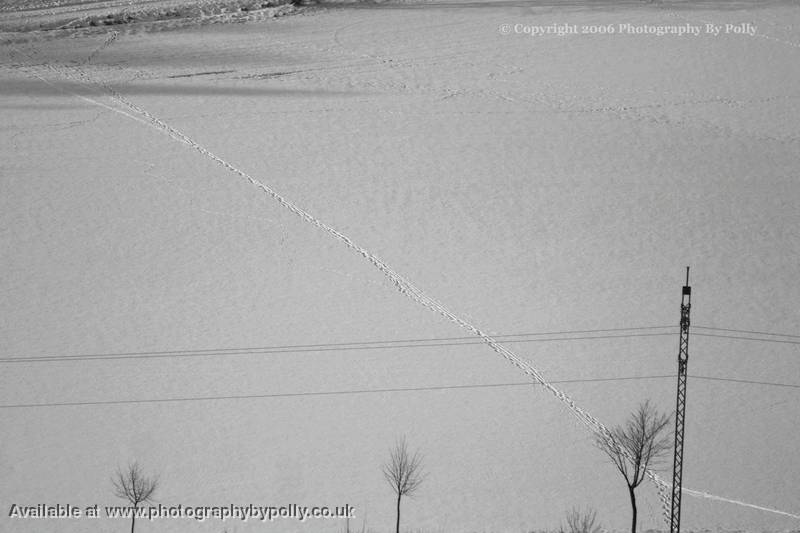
[670,267,692,533]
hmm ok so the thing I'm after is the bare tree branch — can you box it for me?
[383,436,425,533]
[565,507,602,533]
[112,462,159,533]
[594,400,671,533]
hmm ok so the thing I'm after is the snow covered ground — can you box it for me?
[1,1,799,532]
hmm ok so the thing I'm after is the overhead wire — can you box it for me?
[693,332,800,346]
[694,325,800,339]
[0,329,677,364]
[1,373,797,410]
[0,375,678,409]
[3,326,798,365]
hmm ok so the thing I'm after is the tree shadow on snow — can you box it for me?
[0,78,364,99]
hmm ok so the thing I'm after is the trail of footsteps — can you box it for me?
[484,71,800,146]
[265,25,800,139]
[682,489,800,520]
[668,10,800,50]
[80,30,118,66]
[745,9,797,32]
[625,10,800,144]
[86,15,555,106]
[16,43,800,523]
[222,16,800,138]
[226,17,540,104]
[9,64,151,127]
[561,97,800,146]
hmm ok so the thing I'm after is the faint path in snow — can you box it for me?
[668,9,800,50]
[79,28,116,65]
[193,5,800,146]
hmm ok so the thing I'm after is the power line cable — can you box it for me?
[0,328,677,365]
[691,375,800,389]
[693,332,800,346]
[0,374,676,409]
[4,328,798,365]
[2,325,676,357]
[2,373,797,410]
[694,325,800,339]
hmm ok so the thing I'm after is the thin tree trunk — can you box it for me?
[395,493,401,533]
[131,512,136,533]
[628,486,637,533]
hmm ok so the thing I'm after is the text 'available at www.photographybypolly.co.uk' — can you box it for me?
[7,503,356,522]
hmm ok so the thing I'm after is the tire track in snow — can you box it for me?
[12,42,800,524]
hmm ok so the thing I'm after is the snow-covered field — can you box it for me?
[2,1,799,532]
[0,0,296,33]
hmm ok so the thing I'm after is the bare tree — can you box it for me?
[382,437,425,533]
[564,507,602,533]
[594,400,671,533]
[112,461,159,533]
